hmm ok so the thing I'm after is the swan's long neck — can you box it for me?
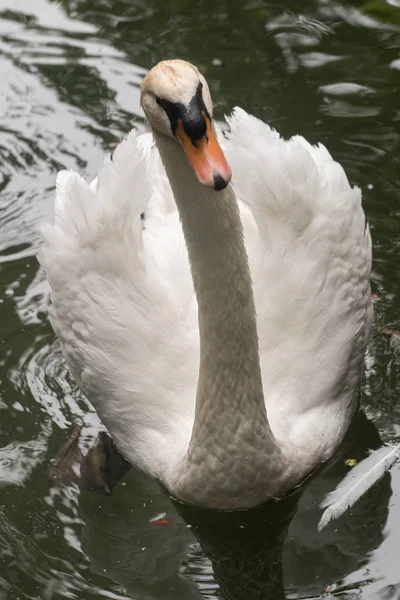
[154,132,279,507]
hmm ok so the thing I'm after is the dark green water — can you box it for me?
[1,0,400,598]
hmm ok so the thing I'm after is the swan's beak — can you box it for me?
[175,114,232,191]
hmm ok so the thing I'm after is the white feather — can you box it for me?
[225,107,372,456]
[318,443,400,531]
[40,129,199,481]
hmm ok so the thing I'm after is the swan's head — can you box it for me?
[140,59,231,191]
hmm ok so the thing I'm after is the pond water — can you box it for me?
[1,0,400,598]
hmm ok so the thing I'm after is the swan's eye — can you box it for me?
[155,96,171,112]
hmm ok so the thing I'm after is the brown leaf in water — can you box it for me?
[378,326,400,339]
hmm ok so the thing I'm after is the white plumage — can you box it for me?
[225,109,371,453]
[318,443,400,530]
[39,60,372,509]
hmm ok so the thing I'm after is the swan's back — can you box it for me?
[224,108,372,462]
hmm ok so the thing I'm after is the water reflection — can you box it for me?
[176,494,297,600]
[0,420,51,487]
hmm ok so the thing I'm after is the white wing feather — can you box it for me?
[39,130,198,481]
[318,443,400,531]
[224,108,372,465]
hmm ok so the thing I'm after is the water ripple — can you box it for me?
[0,0,145,263]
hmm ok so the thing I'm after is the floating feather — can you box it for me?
[318,443,400,531]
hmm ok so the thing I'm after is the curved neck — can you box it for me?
[154,131,277,503]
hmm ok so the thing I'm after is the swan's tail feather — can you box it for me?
[318,443,400,531]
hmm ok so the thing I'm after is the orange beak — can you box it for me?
[175,113,232,191]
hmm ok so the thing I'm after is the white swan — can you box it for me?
[40,59,372,509]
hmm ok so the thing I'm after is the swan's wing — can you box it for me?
[224,108,372,461]
[39,130,198,479]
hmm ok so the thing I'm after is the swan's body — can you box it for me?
[40,60,372,509]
